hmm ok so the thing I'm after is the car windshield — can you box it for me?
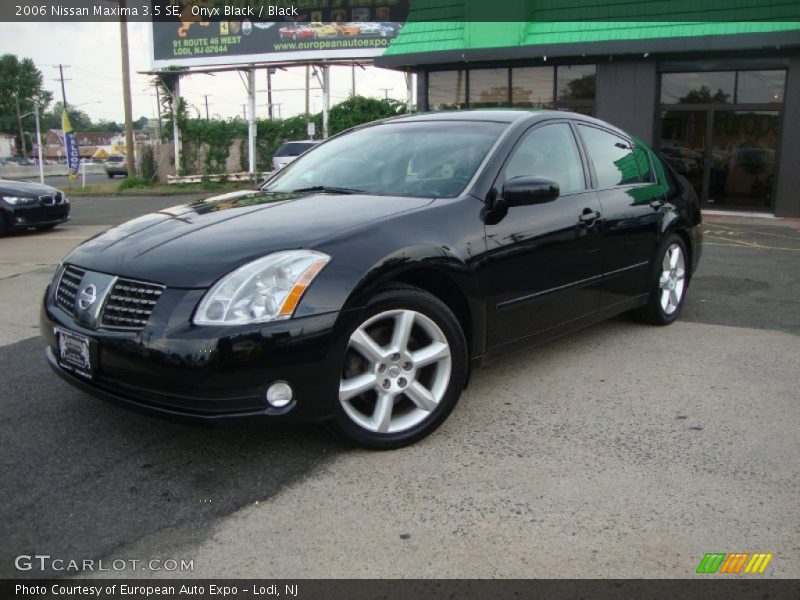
[264,120,507,198]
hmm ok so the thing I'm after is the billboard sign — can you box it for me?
[151,1,410,68]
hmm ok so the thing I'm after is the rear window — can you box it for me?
[107,156,124,163]
[274,142,316,157]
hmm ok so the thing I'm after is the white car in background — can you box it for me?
[271,141,320,172]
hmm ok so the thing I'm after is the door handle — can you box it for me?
[579,209,601,224]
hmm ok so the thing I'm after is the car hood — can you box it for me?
[65,189,433,288]
[0,178,59,196]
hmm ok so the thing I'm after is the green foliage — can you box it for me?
[117,177,148,191]
[177,95,405,174]
[0,54,53,154]
[328,96,407,134]
[139,145,158,184]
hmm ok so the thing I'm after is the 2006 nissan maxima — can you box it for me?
[41,111,702,448]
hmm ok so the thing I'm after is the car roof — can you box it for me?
[389,109,539,124]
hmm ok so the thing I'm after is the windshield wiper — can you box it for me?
[290,185,367,195]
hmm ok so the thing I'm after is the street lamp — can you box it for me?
[21,106,45,185]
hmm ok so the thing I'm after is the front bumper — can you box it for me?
[4,202,70,230]
[41,287,353,424]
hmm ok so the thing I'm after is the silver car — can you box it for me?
[271,141,320,172]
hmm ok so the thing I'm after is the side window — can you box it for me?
[633,144,656,183]
[578,125,642,188]
[500,123,585,194]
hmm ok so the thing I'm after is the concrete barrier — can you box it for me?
[0,164,106,179]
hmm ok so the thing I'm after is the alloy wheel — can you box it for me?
[339,309,452,434]
[659,243,686,315]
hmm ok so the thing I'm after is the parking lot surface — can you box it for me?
[1,198,798,578]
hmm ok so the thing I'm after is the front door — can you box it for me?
[483,121,603,349]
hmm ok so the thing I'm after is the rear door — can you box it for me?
[575,125,661,309]
[483,121,604,349]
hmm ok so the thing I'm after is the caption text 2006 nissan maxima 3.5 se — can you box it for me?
[41,111,702,448]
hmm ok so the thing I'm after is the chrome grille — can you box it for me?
[55,265,85,313]
[100,278,165,330]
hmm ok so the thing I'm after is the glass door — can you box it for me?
[707,110,780,210]
[659,110,707,201]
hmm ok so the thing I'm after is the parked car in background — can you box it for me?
[279,24,315,40]
[307,22,340,38]
[41,111,702,449]
[272,140,320,171]
[0,178,70,236]
[104,154,128,178]
[3,157,33,166]
[356,22,391,36]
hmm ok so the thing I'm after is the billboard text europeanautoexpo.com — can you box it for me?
[151,1,411,68]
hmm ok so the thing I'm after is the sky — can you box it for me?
[0,22,414,125]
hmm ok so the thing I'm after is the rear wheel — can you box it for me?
[634,234,689,325]
[330,286,467,449]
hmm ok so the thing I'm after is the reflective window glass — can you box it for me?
[501,123,585,194]
[557,65,597,101]
[660,72,734,104]
[578,125,641,187]
[736,70,786,103]
[511,67,554,108]
[469,68,509,108]
[428,71,466,110]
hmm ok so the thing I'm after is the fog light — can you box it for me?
[266,381,293,408]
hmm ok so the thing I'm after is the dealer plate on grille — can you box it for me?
[55,327,93,379]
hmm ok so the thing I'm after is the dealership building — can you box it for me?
[378,16,800,217]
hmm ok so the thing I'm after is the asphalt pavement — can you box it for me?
[0,199,798,579]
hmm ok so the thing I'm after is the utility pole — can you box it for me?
[203,95,211,120]
[305,65,310,114]
[154,83,163,139]
[351,62,356,97]
[119,1,136,178]
[266,68,274,120]
[379,88,392,100]
[14,95,27,157]
[54,64,70,108]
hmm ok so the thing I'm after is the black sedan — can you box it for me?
[0,178,70,236]
[41,111,702,448]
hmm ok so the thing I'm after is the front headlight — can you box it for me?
[193,250,330,326]
[2,195,36,205]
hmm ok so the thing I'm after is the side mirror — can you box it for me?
[502,176,560,207]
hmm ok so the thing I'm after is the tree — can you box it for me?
[0,54,53,155]
[40,102,93,132]
[679,85,730,104]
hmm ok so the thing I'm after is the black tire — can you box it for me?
[36,224,57,232]
[633,233,690,325]
[329,285,468,449]
[0,211,8,238]
[107,173,114,179]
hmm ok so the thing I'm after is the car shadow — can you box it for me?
[0,336,341,579]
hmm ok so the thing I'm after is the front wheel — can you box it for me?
[330,286,467,449]
[634,234,690,325]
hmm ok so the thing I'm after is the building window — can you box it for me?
[428,64,596,114]
[557,65,597,102]
[660,72,735,104]
[736,70,786,104]
[469,68,509,108]
[511,67,553,108]
[428,70,466,110]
